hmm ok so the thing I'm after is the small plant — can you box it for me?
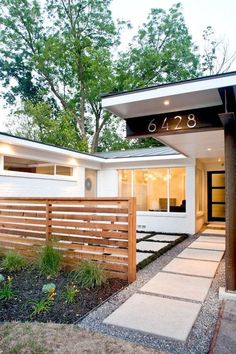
[0,276,15,301]
[30,298,51,316]
[42,283,56,294]
[71,260,107,288]
[0,274,5,283]
[38,246,62,276]
[63,284,79,304]
[1,251,27,272]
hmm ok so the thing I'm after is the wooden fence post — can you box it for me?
[128,197,136,283]
[46,200,52,243]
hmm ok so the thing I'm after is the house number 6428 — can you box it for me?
[147,114,197,133]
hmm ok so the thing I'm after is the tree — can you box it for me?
[201,26,236,75]
[0,0,120,151]
[0,1,201,152]
[114,3,200,92]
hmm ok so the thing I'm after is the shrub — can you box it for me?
[1,251,27,272]
[42,283,56,294]
[71,260,107,288]
[38,246,62,276]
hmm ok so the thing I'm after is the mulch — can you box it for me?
[0,266,126,324]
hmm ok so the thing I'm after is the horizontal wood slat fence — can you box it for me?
[0,198,136,282]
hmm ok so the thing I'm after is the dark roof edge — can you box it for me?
[101,71,236,99]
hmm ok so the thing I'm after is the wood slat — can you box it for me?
[0,228,45,239]
[51,234,128,248]
[51,219,128,231]
[0,210,46,218]
[0,205,46,211]
[50,213,128,223]
[61,249,128,264]
[50,206,128,214]
[0,223,45,232]
[0,216,46,225]
[48,241,128,256]
[51,227,128,239]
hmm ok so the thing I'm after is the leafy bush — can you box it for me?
[63,284,79,304]
[1,251,27,272]
[0,276,15,301]
[38,246,62,276]
[71,260,107,288]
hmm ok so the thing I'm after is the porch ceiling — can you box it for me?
[102,72,236,159]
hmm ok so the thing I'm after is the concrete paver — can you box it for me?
[177,248,224,262]
[104,293,201,341]
[163,257,220,278]
[136,232,151,240]
[202,229,225,235]
[136,252,153,265]
[189,241,225,251]
[137,241,169,252]
[141,272,212,302]
[197,236,225,243]
[149,234,180,242]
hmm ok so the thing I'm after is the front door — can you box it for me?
[207,171,225,221]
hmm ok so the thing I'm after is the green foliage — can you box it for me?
[0,0,202,152]
[115,3,200,92]
[42,283,56,294]
[71,260,107,288]
[0,276,15,301]
[38,246,62,277]
[29,298,51,316]
[1,251,27,272]
[63,284,79,304]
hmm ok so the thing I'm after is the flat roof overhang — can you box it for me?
[102,72,236,159]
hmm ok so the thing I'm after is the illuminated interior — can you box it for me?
[118,167,186,212]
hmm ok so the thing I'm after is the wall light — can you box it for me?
[207,148,212,151]
[164,100,170,106]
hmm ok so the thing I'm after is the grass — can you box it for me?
[71,260,107,288]
[63,284,78,304]
[0,322,161,354]
[29,298,51,316]
[38,246,62,276]
[1,251,27,272]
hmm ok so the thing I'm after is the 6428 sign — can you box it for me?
[125,106,223,138]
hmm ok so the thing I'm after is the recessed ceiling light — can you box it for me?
[164,100,170,106]
[207,148,212,151]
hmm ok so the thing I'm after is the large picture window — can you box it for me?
[118,167,186,213]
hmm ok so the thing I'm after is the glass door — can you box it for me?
[207,171,225,221]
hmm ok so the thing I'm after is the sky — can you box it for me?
[1,0,236,132]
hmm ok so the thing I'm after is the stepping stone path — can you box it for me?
[136,232,183,266]
[104,224,226,342]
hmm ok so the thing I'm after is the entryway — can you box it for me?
[207,171,225,222]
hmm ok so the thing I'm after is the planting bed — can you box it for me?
[0,265,126,324]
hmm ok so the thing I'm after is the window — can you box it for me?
[118,167,186,213]
[4,156,73,177]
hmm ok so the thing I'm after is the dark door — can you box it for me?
[207,171,225,221]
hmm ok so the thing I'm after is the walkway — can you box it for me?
[79,225,225,353]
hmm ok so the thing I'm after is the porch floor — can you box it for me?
[103,225,225,342]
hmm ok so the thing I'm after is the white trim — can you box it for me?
[1,170,77,182]
[102,73,236,109]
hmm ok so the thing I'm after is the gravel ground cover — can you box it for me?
[79,234,225,354]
